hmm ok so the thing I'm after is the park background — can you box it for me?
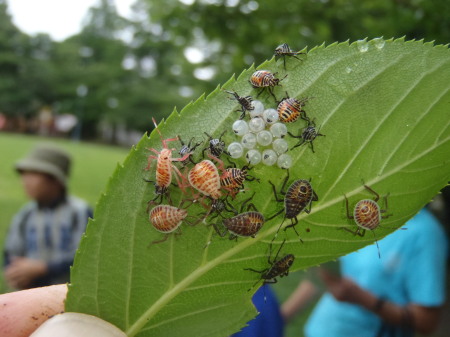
[1,0,449,336]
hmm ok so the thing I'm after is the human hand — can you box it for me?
[0,285,126,337]
[0,284,66,337]
[318,268,369,305]
[4,257,48,289]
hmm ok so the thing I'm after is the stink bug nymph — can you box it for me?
[223,89,254,120]
[220,163,259,199]
[277,95,311,124]
[343,184,393,257]
[202,131,230,158]
[178,136,202,168]
[200,195,238,222]
[274,43,305,69]
[188,159,222,200]
[145,118,191,204]
[148,203,196,245]
[245,239,294,289]
[288,119,325,153]
[249,70,286,101]
[267,170,318,241]
[208,193,265,246]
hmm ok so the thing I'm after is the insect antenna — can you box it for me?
[151,117,164,141]
[369,229,381,259]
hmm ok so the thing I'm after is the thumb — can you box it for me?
[0,284,67,337]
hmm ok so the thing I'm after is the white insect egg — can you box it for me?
[241,132,257,149]
[272,138,289,154]
[227,142,244,159]
[245,149,262,165]
[256,130,273,146]
[277,153,293,169]
[262,108,279,125]
[232,120,249,136]
[250,100,264,118]
[262,149,278,166]
[248,117,266,133]
[270,123,287,138]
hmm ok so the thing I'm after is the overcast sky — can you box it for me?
[6,0,134,41]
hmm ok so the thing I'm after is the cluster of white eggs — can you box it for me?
[227,100,293,168]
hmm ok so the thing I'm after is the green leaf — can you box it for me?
[66,38,450,336]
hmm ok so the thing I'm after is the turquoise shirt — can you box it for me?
[305,208,448,337]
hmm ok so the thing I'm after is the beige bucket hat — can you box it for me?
[15,144,71,187]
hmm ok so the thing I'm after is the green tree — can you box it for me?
[51,0,134,139]
[0,0,34,117]
[126,0,450,115]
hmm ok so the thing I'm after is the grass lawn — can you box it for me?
[0,132,316,336]
[0,132,130,288]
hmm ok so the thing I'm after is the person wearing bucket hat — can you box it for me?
[14,145,71,188]
[3,144,93,290]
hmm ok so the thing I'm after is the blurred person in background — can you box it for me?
[282,207,448,337]
[3,144,92,290]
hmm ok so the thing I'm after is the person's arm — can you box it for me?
[281,279,319,323]
[4,207,30,267]
[4,208,32,289]
[319,269,442,334]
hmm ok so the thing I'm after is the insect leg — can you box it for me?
[244,267,266,274]
[144,153,158,171]
[239,192,256,213]
[304,188,317,213]
[290,139,306,151]
[268,181,284,202]
[148,233,170,246]
[221,197,238,216]
[207,152,225,172]
[309,141,315,153]
[284,218,303,243]
[300,109,310,122]
[270,239,286,265]
[343,227,366,237]
[279,169,290,195]
[344,195,354,220]
[239,108,246,120]
[147,193,165,208]
[312,189,319,201]
[212,222,229,238]
[245,277,263,292]
[268,87,278,102]
[381,193,392,219]
[363,184,380,202]
[266,208,284,221]
[287,131,301,139]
